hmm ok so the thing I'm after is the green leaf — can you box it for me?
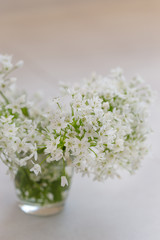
[21,107,29,117]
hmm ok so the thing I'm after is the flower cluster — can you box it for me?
[0,55,153,184]
[0,55,70,188]
[56,69,153,180]
[0,55,43,173]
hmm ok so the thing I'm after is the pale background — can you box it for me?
[0,1,160,239]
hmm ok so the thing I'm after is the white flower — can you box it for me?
[45,136,60,154]
[72,137,90,156]
[15,60,24,68]
[48,148,63,161]
[50,116,68,133]
[6,95,26,114]
[54,148,63,161]
[61,176,68,187]
[30,143,38,161]
[19,153,34,166]
[110,67,124,78]
[2,122,18,138]
[30,164,41,176]
[0,54,13,70]
[0,116,13,124]
[13,138,31,153]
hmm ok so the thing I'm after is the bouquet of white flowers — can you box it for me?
[0,55,153,215]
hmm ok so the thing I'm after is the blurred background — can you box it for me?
[0,1,160,240]
[1,0,160,95]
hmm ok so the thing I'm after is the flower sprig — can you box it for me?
[0,55,153,184]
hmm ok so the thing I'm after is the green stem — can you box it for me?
[0,90,9,104]
[40,154,51,165]
[56,102,61,110]
[3,66,17,78]
[89,147,98,157]
[71,104,74,117]
[62,158,66,176]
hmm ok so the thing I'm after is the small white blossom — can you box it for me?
[61,176,68,187]
[30,164,41,176]
[45,136,60,154]
[0,54,13,70]
[15,60,24,68]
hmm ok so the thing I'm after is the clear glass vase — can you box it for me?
[14,158,73,216]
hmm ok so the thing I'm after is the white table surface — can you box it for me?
[0,1,160,239]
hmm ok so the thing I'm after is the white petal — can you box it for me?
[61,176,68,187]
